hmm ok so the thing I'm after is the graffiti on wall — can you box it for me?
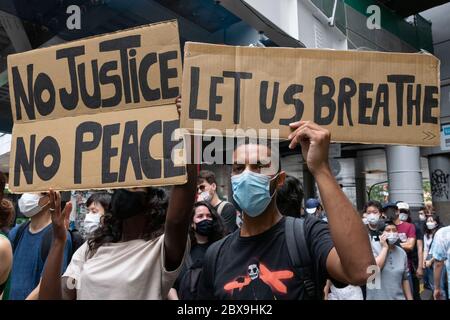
[431,169,450,200]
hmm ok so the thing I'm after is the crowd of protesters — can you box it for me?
[0,99,448,301]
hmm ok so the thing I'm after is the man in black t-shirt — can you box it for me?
[197,121,375,300]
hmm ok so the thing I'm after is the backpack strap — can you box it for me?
[284,216,318,300]
[204,233,233,291]
[216,201,229,216]
[12,221,30,253]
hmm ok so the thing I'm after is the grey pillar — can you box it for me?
[386,146,424,219]
[355,152,367,212]
[428,155,450,226]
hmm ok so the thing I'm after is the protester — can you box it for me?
[423,214,446,299]
[7,193,72,300]
[364,200,384,244]
[431,225,450,300]
[366,220,413,300]
[382,202,417,298]
[197,170,239,233]
[38,157,197,299]
[197,121,375,300]
[305,198,327,222]
[396,201,423,300]
[418,207,428,223]
[82,193,111,238]
[170,201,226,300]
[276,175,304,218]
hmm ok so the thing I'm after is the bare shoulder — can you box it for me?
[0,236,12,257]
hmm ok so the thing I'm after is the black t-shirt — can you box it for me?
[414,221,424,241]
[173,243,211,295]
[214,202,238,233]
[410,221,424,269]
[368,227,380,242]
[367,220,385,242]
[197,216,334,300]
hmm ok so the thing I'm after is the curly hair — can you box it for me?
[189,201,226,245]
[87,187,168,257]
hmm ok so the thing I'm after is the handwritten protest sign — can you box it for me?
[181,42,440,146]
[8,20,186,192]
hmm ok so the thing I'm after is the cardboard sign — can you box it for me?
[9,105,185,192]
[181,42,440,146]
[8,20,182,123]
[8,21,187,192]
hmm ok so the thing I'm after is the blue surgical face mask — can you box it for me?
[231,170,278,218]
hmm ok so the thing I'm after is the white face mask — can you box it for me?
[426,222,437,230]
[399,213,408,221]
[362,217,369,225]
[367,213,380,225]
[199,191,212,203]
[18,193,47,218]
[387,232,399,245]
[83,212,101,235]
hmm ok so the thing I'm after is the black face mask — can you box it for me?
[111,189,147,219]
[195,219,213,236]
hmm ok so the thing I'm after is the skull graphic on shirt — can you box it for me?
[247,264,260,280]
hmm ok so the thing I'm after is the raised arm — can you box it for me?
[164,96,198,271]
[39,190,73,300]
[288,121,375,285]
[374,234,389,269]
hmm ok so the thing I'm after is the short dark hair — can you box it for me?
[276,175,304,218]
[86,192,112,211]
[383,207,398,221]
[384,219,397,230]
[198,170,216,185]
[363,201,382,213]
